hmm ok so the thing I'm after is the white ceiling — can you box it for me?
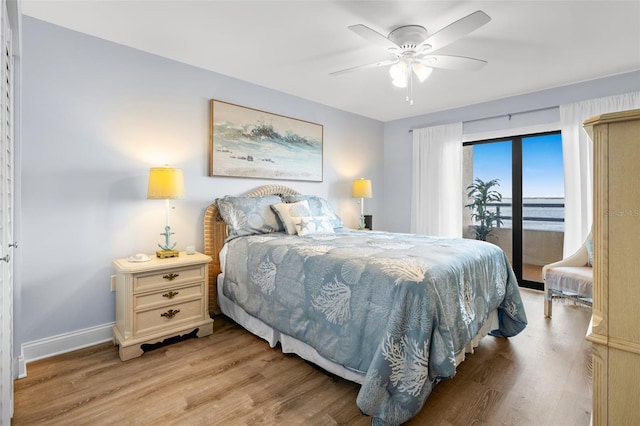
[21,1,640,122]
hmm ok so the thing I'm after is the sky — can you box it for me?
[470,133,564,198]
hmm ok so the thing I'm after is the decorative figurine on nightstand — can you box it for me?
[157,225,178,258]
[147,165,184,258]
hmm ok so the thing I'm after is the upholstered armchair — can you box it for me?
[542,231,593,318]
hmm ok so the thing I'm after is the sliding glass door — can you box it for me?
[463,140,513,276]
[521,134,564,286]
[464,131,564,290]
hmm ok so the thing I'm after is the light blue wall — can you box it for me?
[383,71,640,233]
[18,17,384,347]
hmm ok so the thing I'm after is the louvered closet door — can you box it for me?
[0,1,14,423]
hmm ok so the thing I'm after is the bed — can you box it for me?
[204,184,527,425]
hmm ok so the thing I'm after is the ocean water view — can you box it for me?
[468,132,565,232]
[486,197,564,232]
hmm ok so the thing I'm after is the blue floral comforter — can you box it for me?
[222,229,527,425]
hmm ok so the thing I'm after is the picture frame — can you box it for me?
[209,99,323,181]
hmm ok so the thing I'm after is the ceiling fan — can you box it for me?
[331,10,491,104]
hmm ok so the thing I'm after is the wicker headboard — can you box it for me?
[204,184,301,316]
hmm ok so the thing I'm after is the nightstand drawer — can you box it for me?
[134,299,203,336]
[134,283,204,310]
[133,265,205,292]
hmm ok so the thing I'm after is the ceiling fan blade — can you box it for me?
[419,55,487,71]
[330,59,398,76]
[348,24,401,51]
[421,10,491,52]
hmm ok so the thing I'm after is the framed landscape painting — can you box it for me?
[209,99,323,181]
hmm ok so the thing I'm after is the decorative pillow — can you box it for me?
[283,195,344,229]
[270,200,312,235]
[587,239,593,266]
[216,195,284,241]
[292,216,335,236]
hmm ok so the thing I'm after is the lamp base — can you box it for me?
[156,249,179,259]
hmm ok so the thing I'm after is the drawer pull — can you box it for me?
[163,273,179,281]
[162,291,179,299]
[161,309,180,319]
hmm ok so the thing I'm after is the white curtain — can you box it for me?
[560,91,640,256]
[411,122,463,237]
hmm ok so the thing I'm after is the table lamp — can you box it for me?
[147,165,185,258]
[352,178,372,230]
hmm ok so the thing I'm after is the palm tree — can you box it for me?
[465,178,503,241]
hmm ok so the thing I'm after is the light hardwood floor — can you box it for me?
[13,289,592,425]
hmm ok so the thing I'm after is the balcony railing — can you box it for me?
[487,202,564,228]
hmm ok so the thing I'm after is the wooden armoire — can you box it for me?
[584,109,640,425]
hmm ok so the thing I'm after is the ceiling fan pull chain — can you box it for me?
[407,67,413,105]
[408,71,411,103]
[410,71,414,105]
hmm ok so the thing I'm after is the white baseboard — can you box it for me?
[18,322,114,378]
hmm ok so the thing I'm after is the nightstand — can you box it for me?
[112,252,214,361]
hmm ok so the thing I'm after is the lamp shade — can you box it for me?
[147,166,185,199]
[352,178,372,199]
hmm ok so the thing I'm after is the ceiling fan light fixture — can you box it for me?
[389,60,408,80]
[336,11,491,105]
[392,77,407,88]
[412,63,433,82]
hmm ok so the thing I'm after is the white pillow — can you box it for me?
[271,200,312,235]
[292,216,335,236]
[283,195,344,229]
